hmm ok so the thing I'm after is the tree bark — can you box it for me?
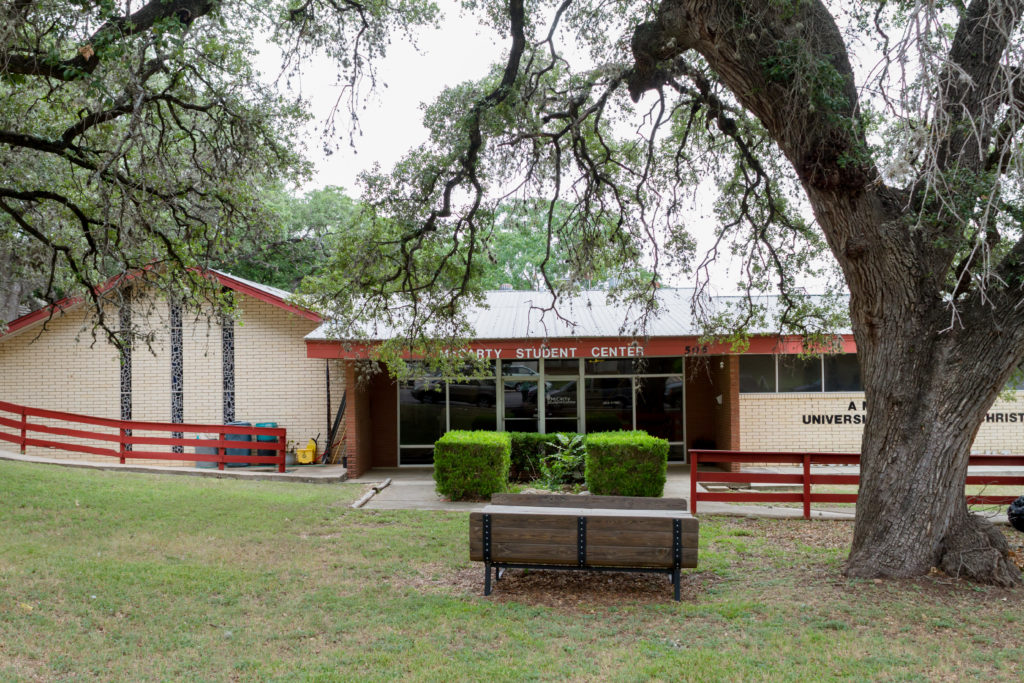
[629,0,1024,584]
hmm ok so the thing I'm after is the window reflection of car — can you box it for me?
[411,377,445,403]
[448,379,496,407]
[413,377,497,406]
[503,364,539,390]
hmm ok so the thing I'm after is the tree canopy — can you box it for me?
[0,0,434,337]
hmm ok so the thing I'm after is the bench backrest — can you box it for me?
[490,493,688,512]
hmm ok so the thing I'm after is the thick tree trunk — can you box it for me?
[845,344,1020,585]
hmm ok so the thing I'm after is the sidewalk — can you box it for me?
[357,465,860,520]
[0,449,349,483]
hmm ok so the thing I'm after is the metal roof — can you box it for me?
[304,288,832,342]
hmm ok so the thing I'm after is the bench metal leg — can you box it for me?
[484,562,492,595]
[672,569,680,602]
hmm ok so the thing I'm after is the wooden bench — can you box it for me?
[470,494,698,601]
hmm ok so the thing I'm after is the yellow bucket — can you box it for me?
[296,439,317,464]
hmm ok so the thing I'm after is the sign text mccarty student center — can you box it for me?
[306,289,1024,477]
[3,281,1022,478]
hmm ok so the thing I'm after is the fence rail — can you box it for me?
[689,449,1024,519]
[0,401,286,472]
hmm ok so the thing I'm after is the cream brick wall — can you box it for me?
[974,396,1024,453]
[0,306,121,460]
[233,297,345,457]
[740,392,1024,453]
[0,288,343,465]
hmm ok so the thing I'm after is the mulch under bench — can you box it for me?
[470,493,699,601]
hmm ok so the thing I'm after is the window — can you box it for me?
[824,354,861,391]
[778,356,823,392]
[739,355,776,393]
[741,353,862,394]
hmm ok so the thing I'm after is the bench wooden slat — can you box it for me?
[479,504,695,520]
[586,516,698,533]
[490,542,578,564]
[586,529,699,549]
[469,523,576,545]
[490,493,688,511]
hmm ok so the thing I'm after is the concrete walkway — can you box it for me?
[355,464,860,520]
[0,449,349,483]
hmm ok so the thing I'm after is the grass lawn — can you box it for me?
[2,461,1024,681]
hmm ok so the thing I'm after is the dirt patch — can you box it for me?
[409,564,721,609]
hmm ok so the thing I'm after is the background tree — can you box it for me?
[308,0,1024,586]
[0,0,434,337]
[222,186,359,291]
[476,199,637,290]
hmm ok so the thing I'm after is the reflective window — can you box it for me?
[545,359,580,375]
[740,355,776,393]
[824,355,861,392]
[635,357,683,374]
[585,378,633,432]
[635,375,683,441]
[448,378,497,431]
[400,447,435,466]
[778,356,822,392]
[584,358,634,375]
[545,380,578,433]
[501,360,539,376]
[399,379,446,445]
[505,379,538,433]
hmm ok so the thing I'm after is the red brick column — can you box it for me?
[342,361,372,478]
[715,355,742,471]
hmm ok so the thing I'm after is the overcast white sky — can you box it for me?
[260,7,505,193]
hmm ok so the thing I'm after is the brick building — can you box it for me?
[4,282,1021,476]
[0,270,344,464]
[308,289,1024,477]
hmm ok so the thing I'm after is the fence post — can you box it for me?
[19,408,27,454]
[119,427,127,464]
[218,431,226,471]
[802,454,811,520]
[278,429,286,473]
[689,450,698,515]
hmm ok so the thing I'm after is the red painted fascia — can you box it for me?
[2,267,321,340]
[0,270,151,339]
[305,334,858,359]
[206,271,322,323]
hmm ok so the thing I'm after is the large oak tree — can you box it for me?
[308,0,1024,586]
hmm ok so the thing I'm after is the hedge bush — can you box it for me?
[584,430,668,497]
[433,430,511,500]
[508,432,551,481]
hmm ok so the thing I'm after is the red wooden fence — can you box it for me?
[0,401,287,472]
[689,449,1024,520]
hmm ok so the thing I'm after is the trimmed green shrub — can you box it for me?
[433,430,511,500]
[508,432,550,481]
[584,430,668,497]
